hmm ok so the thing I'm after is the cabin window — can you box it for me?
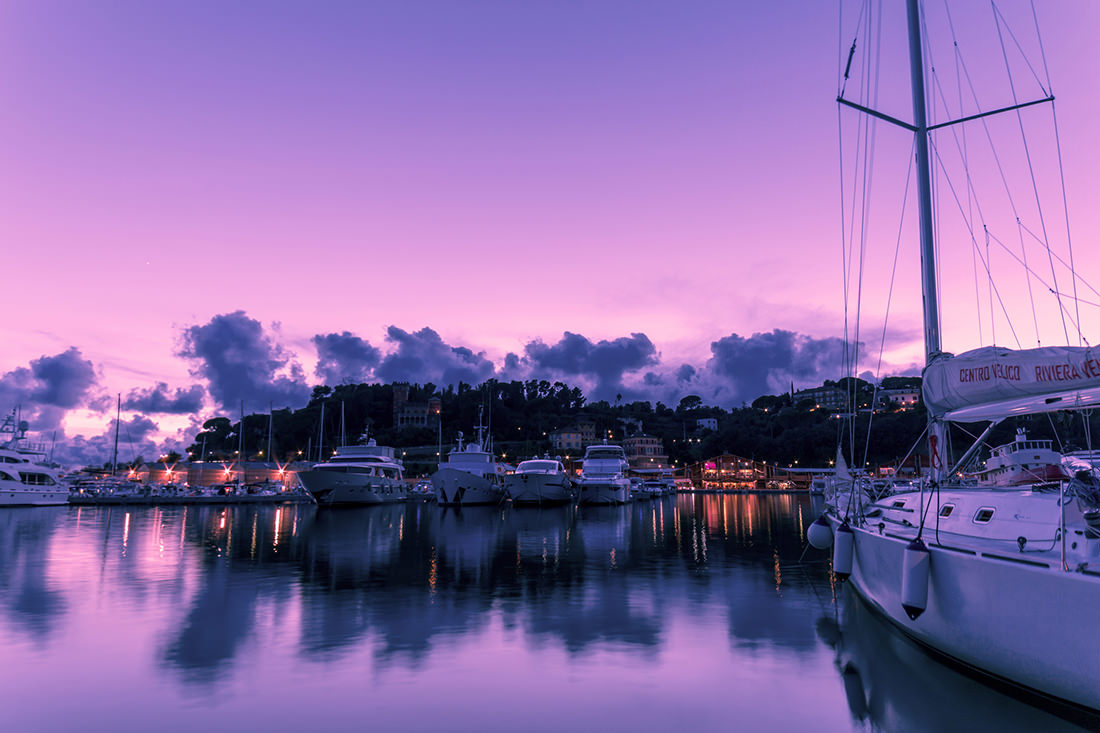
[939,504,954,518]
[974,507,995,523]
[891,500,906,508]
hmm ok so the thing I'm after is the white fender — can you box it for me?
[833,523,854,580]
[901,538,931,620]
[808,515,834,550]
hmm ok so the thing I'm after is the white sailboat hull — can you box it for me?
[831,516,1100,712]
[432,467,504,506]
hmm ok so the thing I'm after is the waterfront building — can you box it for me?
[128,460,300,487]
[623,433,669,472]
[687,454,801,492]
[549,417,598,453]
[549,427,584,453]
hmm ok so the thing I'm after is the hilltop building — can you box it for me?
[882,387,921,409]
[393,383,442,430]
[549,417,598,454]
[793,385,848,411]
[696,417,718,432]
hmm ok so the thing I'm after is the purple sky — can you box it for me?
[1,1,1098,462]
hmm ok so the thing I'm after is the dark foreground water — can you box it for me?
[0,495,1084,732]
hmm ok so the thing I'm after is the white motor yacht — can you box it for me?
[0,411,69,506]
[504,458,574,505]
[576,444,630,505]
[432,425,506,507]
[967,428,1068,487]
[297,440,408,506]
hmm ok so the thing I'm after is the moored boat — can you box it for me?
[576,444,630,505]
[431,422,506,507]
[967,428,1068,487]
[297,440,408,506]
[0,410,68,506]
[504,458,574,505]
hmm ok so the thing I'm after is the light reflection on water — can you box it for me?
[0,495,1085,731]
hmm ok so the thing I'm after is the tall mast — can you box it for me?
[238,400,245,489]
[267,401,273,463]
[906,0,941,363]
[318,402,325,461]
[111,393,121,476]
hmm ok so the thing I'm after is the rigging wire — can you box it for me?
[1018,222,1099,302]
[926,136,1023,347]
[862,141,916,471]
[992,2,1069,344]
[942,0,985,346]
[1025,0,1079,342]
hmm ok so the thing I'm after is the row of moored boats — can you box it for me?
[298,428,678,508]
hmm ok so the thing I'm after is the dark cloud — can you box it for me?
[676,364,696,382]
[0,348,100,431]
[522,332,658,401]
[178,311,310,411]
[702,329,849,405]
[312,332,381,385]
[375,327,496,387]
[123,383,205,414]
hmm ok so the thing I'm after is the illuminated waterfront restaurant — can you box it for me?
[129,460,307,487]
[687,454,804,492]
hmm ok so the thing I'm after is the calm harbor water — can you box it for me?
[0,495,1083,732]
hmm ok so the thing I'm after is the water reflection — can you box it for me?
[0,508,67,639]
[0,495,1086,730]
[820,588,1087,731]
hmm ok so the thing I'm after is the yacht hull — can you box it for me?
[504,473,574,505]
[432,467,504,506]
[577,478,630,505]
[829,516,1100,712]
[297,471,407,506]
[0,484,69,506]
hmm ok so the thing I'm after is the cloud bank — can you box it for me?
[178,311,310,411]
[5,311,887,466]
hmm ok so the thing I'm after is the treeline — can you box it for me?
[179,376,1100,475]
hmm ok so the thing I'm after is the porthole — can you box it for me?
[892,500,906,508]
[974,507,995,523]
[939,504,954,518]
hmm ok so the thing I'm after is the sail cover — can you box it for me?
[923,345,1100,420]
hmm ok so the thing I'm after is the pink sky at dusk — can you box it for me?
[1,1,1098,457]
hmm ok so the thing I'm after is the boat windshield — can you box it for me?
[518,460,559,473]
[585,448,623,460]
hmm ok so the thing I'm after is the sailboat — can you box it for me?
[818,0,1100,717]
